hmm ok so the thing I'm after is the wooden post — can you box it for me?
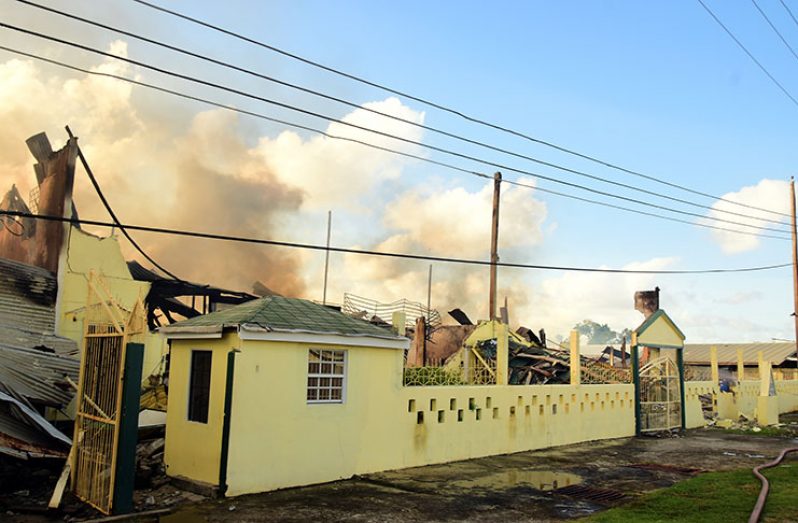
[427,264,432,317]
[488,172,501,320]
[621,336,627,367]
[496,321,509,385]
[710,346,719,385]
[322,211,332,305]
[569,330,581,385]
[791,178,798,378]
[737,348,745,381]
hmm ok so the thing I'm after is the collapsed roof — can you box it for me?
[127,260,257,330]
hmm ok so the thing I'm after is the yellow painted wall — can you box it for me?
[636,318,683,349]
[168,335,635,496]
[163,333,240,486]
[684,381,716,429]
[57,226,166,381]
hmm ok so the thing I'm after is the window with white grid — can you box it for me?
[307,349,346,403]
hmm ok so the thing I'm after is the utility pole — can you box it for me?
[322,211,332,305]
[489,172,502,320]
[791,178,798,378]
[427,264,432,316]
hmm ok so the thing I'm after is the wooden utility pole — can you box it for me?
[322,211,332,305]
[791,178,798,378]
[489,172,502,320]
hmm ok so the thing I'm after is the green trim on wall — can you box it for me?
[634,309,686,342]
[219,349,237,496]
[113,343,144,515]
[632,344,641,436]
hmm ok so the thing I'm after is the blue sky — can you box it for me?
[2,0,797,341]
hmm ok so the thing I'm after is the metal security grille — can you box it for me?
[71,273,145,514]
[639,356,682,433]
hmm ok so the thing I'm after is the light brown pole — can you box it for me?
[489,172,502,320]
[791,178,798,378]
[322,210,331,305]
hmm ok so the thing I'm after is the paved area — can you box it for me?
[157,429,798,523]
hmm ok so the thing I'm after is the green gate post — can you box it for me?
[113,342,144,515]
[677,348,686,431]
[218,349,238,497]
[632,344,641,436]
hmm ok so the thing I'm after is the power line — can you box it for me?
[505,178,790,240]
[0,25,790,235]
[697,0,798,108]
[4,22,787,230]
[128,0,792,219]
[64,125,181,280]
[1,210,791,275]
[751,0,798,63]
[0,44,789,242]
[780,0,798,30]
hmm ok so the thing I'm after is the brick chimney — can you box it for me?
[634,287,660,319]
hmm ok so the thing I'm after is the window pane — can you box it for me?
[331,388,342,400]
[322,362,332,374]
[331,377,343,388]
[333,363,344,375]
[320,388,331,400]
[308,377,319,387]
[308,362,320,374]
[188,351,212,423]
[320,377,331,387]
[309,350,320,362]
[307,388,318,401]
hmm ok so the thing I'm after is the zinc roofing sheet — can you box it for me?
[683,342,797,366]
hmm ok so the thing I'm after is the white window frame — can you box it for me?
[307,349,347,404]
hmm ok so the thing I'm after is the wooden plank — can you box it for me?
[48,446,74,509]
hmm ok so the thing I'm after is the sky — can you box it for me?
[1,0,797,343]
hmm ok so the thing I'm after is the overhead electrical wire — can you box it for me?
[751,0,798,63]
[3,21,788,230]
[0,25,791,237]
[128,0,791,219]
[1,210,791,275]
[0,44,790,242]
[697,0,798,109]
[63,125,182,280]
[780,0,798,30]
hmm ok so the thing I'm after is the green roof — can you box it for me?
[161,296,403,339]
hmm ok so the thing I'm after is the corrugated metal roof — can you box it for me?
[0,345,78,407]
[683,342,797,365]
[162,295,405,340]
[0,257,57,334]
[0,391,71,458]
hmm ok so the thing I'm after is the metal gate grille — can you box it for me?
[71,273,144,514]
[639,356,682,432]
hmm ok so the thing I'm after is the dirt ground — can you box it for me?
[4,420,798,523]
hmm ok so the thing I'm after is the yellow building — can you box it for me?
[162,297,638,496]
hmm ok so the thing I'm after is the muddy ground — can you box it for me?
[4,420,798,522]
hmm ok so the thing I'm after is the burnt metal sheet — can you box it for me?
[0,390,71,459]
[0,344,78,407]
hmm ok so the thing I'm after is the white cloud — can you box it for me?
[254,97,425,211]
[526,257,678,339]
[705,179,790,254]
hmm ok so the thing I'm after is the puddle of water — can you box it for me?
[451,469,582,491]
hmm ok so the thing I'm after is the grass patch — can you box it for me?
[583,463,798,523]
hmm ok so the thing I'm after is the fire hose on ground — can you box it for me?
[748,446,798,523]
